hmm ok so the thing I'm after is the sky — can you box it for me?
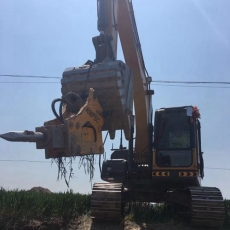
[0,0,230,198]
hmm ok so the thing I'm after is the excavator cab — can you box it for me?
[152,106,204,189]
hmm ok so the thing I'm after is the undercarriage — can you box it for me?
[91,183,225,228]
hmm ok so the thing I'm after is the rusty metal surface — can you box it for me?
[91,183,123,221]
[62,60,133,140]
[36,125,65,159]
[35,88,104,158]
[188,186,225,227]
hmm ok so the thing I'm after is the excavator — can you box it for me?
[0,0,225,228]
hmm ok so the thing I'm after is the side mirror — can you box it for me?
[186,107,193,116]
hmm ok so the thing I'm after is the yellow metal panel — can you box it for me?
[117,0,149,154]
[65,88,104,156]
[81,127,95,142]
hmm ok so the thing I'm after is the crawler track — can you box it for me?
[188,186,225,227]
[91,183,123,221]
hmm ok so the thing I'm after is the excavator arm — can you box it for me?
[94,0,154,155]
[0,0,153,160]
[117,0,153,154]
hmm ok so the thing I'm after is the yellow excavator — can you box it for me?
[0,0,225,227]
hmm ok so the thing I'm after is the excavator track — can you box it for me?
[91,183,123,221]
[188,186,225,227]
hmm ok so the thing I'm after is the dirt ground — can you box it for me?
[77,216,196,230]
[4,215,204,230]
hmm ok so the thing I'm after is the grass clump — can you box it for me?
[126,201,230,229]
[125,202,176,223]
[0,188,90,221]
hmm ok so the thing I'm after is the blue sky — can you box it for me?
[0,0,230,198]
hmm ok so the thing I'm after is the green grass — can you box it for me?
[0,188,90,220]
[126,202,181,224]
[0,188,229,229]
[127,200,230,229]
[125,202,175,223]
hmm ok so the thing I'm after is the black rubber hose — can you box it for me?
[59,92,84,123]
[62,92,83,106]
[59,99,65,123]
[51,98,63,123]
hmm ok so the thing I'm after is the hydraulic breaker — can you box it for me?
[0,88,104,159]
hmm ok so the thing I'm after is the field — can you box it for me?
[0,187,229,230]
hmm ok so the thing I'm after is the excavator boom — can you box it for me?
[94,0,153,154]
